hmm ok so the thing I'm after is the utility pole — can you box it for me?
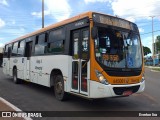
[42,0,44,28]
[151,16,155,65]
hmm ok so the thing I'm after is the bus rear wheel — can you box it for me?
[54,75,67,101]
[13,68,21,84]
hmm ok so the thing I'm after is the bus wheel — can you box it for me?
[54,75,67,101]
[13,68,21,84]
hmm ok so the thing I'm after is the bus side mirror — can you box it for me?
[91,27,98,39]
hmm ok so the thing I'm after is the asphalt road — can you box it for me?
[0,67,159,120]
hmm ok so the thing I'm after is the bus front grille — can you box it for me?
[113,85,140,95]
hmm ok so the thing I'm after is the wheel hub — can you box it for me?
[56,81,63,94]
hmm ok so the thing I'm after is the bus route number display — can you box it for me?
[103,54,119,62]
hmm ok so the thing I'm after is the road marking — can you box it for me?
[0,97,32,120]
[133,93,157,103]
[142,93,157,103]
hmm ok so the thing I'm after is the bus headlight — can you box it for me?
[95,70,109,85]
[140,74,145,82]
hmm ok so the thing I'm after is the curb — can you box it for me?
[145,66,160,69]
[151,69,160,72]
[0,97,22,111]
[0,97,32,120]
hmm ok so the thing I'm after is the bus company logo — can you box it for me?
[13,59,18,63]
[36,60,41,64]
[75,21,84,27]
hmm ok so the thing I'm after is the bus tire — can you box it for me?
[54,75,67,101]
[13,68,21,84]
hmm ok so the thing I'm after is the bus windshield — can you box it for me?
[95,27,142,69]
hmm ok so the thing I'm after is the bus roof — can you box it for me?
[6,11,93,45]
[6,11,134,45]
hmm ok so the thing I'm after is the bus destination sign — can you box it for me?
[93,13,138,31]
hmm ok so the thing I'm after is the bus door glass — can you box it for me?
[24,41,33,80]
[71,28,89,95]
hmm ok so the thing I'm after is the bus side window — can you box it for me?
[47,28,65,54]
[12,42,18,56]
[34,33,47,55]
[17,40,25,56]
[47,40,64,54]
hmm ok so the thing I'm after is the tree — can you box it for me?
[143,46,151,56]
[156,35,160,52]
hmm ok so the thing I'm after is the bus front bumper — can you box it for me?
[89,80,145,98]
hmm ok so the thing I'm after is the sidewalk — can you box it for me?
[0,97,29,120]
[145,66,160,72]
[145,66,160,69]
[0,98,18,111]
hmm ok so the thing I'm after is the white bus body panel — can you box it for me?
[9,57,25,78]
[2,58,9,75]
[17,57,25,79]
[3,55,72,93]
[28,55,72,90]
[89,80,145,98]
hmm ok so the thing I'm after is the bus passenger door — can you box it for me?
[71,28,89,95]
[24,41,32,80]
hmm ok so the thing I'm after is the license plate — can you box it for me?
[123,91,133,96]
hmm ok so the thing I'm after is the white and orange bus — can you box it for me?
[3,12,145,100]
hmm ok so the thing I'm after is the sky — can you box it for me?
[0,0,160,55]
